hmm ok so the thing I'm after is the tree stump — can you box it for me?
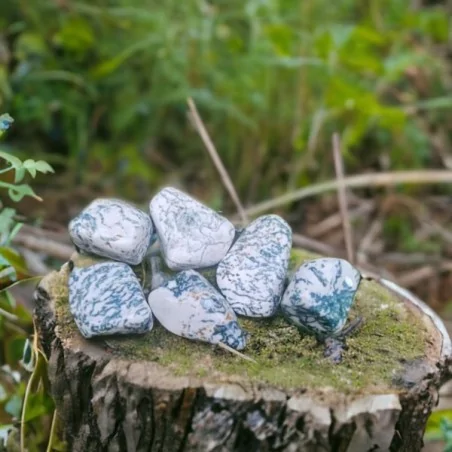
[34,250,452,452]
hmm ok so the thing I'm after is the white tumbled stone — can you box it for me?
[69,198,154,265]
[148,270,247,350]
[216,215,292,317]
[149,187,235,270]
[69,261,153,338]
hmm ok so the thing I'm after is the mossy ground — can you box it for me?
[51,250,428,393]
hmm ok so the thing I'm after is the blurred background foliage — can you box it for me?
[0,0,451,211]
[0,117,58,451]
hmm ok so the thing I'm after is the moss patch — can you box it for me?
[50,250,428,393]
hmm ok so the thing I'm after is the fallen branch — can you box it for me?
[306,202,374,239]
[292,233,341,256]
[242,170,452,217]
[187,98,249,224]
[332,133,354,264]
[13,232,73,261]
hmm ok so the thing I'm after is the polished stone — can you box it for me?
[69,262,153,338]
[217,215,292,317]
[281,258,361,337]
[148,269,247,350]
[149,187,235,270]
[69,261,153,338]
[69,198,154,265]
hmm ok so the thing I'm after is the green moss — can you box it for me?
[50,250,428,393]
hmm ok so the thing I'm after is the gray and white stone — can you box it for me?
[69,198,154,265]
[148,270,248,350]
[216,215,292,317]
[149,187,235,270]
[69,262,153,338]
[281,258,361,337]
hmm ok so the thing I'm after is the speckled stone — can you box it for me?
[69,198,154,266]
[148,270,247,350]
[69,262,153,338]
[281,258,361,337]
[149,187,235,270]
[216,215,292,317]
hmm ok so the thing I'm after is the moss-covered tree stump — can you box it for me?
[34,249,452,451]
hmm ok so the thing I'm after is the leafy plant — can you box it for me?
[425,410,452,451]
[0,115,53,203]
[0,1,450,205]
[0,114,62,451]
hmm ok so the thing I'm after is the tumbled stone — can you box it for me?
[148,270,247,350]
[281,258,361,337]
[69,261,153,338]
[216,215,292,317]
[69,198,154,265]
[149,187,235,270]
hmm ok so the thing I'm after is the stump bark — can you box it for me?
[34,252,452,452]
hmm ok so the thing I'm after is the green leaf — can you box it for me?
[0,208,15,244]
[0,276,42,295]
[22,159,36,178]
[425,409,452,440]
[0,246,29,283]
[14,32,47,60]
[53,17,95,54]
[13,167,25,184]
[22,159,54,176]
[0,151,23,171]
[33,160,54,174]
[90,35,158,78]
[22,391,54,422]
[4,289,16,308]
[7,184,39,202]
[6,337,28,366]
[413,97,452,111]
[0,266,17,283]
[417,9,449,42]
[6,222,23,245]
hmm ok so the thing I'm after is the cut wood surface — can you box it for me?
[34,249,452,452]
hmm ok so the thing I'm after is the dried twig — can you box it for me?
[217,342,257,363]
[0,306,19,322]
[288,109,326,190]
[292,233,342,257]
[307,202,374,239]
[13,232,73,261]
[187,98,249,224]
[18,248,51,275]
[332,133,354,264]
[356,217,383,265]
[376,253,442,266]
[19,224,72,244]
[398,266,437,288]
[243,170,452,217]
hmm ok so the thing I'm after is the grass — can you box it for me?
[1,1,451,206]
[49,249,428,393]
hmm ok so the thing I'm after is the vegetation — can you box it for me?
[0,1,451,205]
[0,0,452,449]
[426,412,452,452]
[0,116,60,451]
